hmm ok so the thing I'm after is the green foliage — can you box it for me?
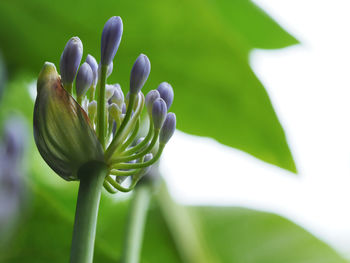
[0,0,297,171]
[0,177,346,263]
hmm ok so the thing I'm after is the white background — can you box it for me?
[161,0,350,258]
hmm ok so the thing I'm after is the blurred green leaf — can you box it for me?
[0,0,297,171]
[0,177,346,263]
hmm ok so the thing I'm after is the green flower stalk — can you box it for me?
[33,16,176,263]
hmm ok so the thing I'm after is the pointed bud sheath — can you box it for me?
[101,16,123,66]
[34,63,104,181]
[130,54,151,94]
[157,82,174,110]
[109,84,124,108]
[152,98,167,130]
[145,90,160,116]
[85,54,98,86]
[59,37,83,86]
[75,62,93,98]
[159,113,176,145]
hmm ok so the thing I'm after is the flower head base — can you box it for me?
[33,17,176,192]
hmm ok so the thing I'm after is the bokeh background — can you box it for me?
[0,0,349,262]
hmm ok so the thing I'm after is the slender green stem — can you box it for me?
[97,65,107,149]
[110,168,141,176]
[122,118,154,156]
[122,185,151,263]
[119,119,140,153]
[111,145,164,169]
[111,130,159,163]
[69,162,108,263]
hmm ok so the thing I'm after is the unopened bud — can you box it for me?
[108,103,122,120]
[130,54,150,94]
[106,85,115,100]
[109,84,124,108]
[101,16,123,65]
[85,54,98,86]
[59,37,83,85]
[145,90,160,116]
[159,113,176,145]
[157,82,174,110]
[152,98,167,130]
[75,62,93,97]
[88,100,97,122]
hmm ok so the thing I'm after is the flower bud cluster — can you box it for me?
[33,16,176,193]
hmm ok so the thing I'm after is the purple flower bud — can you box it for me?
[122,103,126,114]
[145,90,160,116]
[157,82,174,110]
[101,16,123,66]
[85,54,98,86]
[130,54,151,94]
[59,37,83,85]
[159,113,176,145]
[152,98,167,130]
[109,84,124,108]
[75,62,93,97]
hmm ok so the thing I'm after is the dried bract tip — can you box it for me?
[101,16,123,66]
[85,54,98,86]
[130,54,151,94]
[159,113,176,145]
[59,37,83,85]
[76,62,93,98]
[152,98,167,130]
[157,82,174,110]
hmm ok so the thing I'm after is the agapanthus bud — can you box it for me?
[145,90,160,116]
[34,62,104,181]
[122,103,126,114]
[85,54,98,86]
[88,100,97,122]
[159,113,176,145]
[59,37,83,85]
[109,84,124,108]
[76,62,93,98]
[101,16,123,66]
[130,54,151,94]
[152,98,167,130]
[108,103,122,120]
[106,85,115,100]
[157,82,174,110]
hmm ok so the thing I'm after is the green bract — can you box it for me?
[33,63,104,181]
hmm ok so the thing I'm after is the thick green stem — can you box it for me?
[97,65,107,149]
[69,162,108,263]
[122,185,151,263]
